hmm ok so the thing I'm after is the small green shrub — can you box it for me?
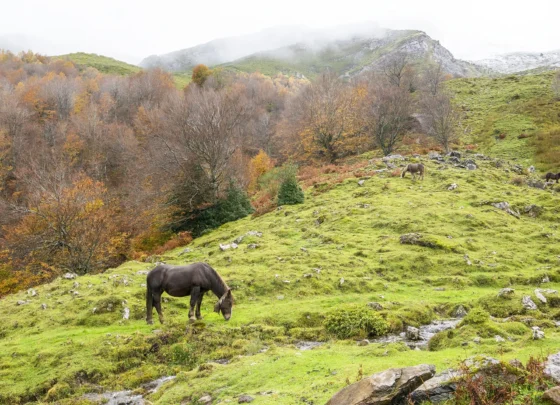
[479,296,526,318]
[278,176,304,206]
[461,307,490,325]
[324,305,388,339]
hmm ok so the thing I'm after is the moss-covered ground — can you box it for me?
[1,153,560,404]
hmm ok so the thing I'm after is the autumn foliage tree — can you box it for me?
[419,90,460,153]
[4,168,118,274]
[248,150,274,193]
[191,64,212,87]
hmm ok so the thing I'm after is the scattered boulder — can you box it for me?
[409,369,459,404]
[63,272,77,279]
[233,235,245,244]
[27,288,37,297]
[399,233,441,249]
[137,270,149,275]
[463,356,500,369]
[545,352,560,382]
[466,163,477,170]
[123,307,130,320]
[464,254,472,266]
[199,394,212,404]
[495,335,505,343]
[452,305,468,318]
[238,395,254,403]
[542,275,551,283]
[497,288,515,298]
[247,244,259,249]
[509,359,523,368]
[357,339,369,346]
[358,180,365,187]
[339,278,345,286]
[532,326,545,340]
[491,202,520,219]
[449,151,461,158]
[526,178,546,189]
[523,204,542,217]
[383,154,404,161]
[326,364,436,405]
[40,303,47,310]
[543,387,560,404]
[448,183,458,191]
[367,302,383,311]
[522,295,537,310]
[406,326,421,341]
[528,165,536,173]
[428,152,442,160]
[473,337,481,344]
[219,243,238,251]
[16,300,28,306]
[534,289,547,304]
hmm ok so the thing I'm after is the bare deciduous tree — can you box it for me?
[421,62,447,95]
[419,91,460,153]
[381,52,409,88]
[362,77,413,156]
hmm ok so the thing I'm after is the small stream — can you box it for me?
[83,376,175,405]
[370,319,461,350]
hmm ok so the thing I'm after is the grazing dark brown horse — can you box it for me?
[146,262,233,324]
[545,172,560,183]
[401,163,425,180]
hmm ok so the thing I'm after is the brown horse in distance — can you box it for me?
[401,163,425,181]
[146,263,233,324]
[545,172,560,183]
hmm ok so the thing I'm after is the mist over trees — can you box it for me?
[0,49,465,294]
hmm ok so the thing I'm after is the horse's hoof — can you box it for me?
[159,318,165,324]
[189,317,196,323]
[196,315,203,320]
[147,319,153,325]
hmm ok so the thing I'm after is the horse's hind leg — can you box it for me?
[153,292,164,324]
[189,286,200,323]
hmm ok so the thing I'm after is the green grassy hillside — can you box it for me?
[1,153,560,404]
[55,53,142,75]
[55,53,191,88]
[447,72,560,169]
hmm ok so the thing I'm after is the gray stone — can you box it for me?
[16,300,27,306]
[543,386,560,404]
[123,308,130,320]
[545,352,560,382]
[522,295,537,310]
[447,183,458,191]
[358,180,365,187]
[246,230,263,237]
[495,335,505,343]
[40,303,47,310]
[492,202,520,218]
[326,364,436,405]
[497,288,515,298]
[532,326,545,340]
[410,369,459,404]
[357,339,370,346]
[233,235,245,244]
[466,163,477,170]
[542,275,551,283]
[238,395,254,403]
[473,337,481,344]
[464,254,472,266]
[406,326,421,341]
[136,270,149,275]
[219,243,238,251]
[534,289,547,304]
[367,302,383,311]
[63,272,77,279]
[247,244,259,249]
[449,151,461,158]
[199,394,212,404]
[27,288,37,297]
[528,165,536,173]
[383,154,404,161]
[463,356,500,369]
[452,305,468,318]
[339,278,345,286]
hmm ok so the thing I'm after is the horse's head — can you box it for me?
[214,289,233,321]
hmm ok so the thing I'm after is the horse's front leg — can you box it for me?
[189,287,200,323]
[195,291,204,320]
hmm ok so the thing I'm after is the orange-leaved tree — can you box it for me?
[248,150,274,193]
[4,170,120,274]
[191,64,212,87]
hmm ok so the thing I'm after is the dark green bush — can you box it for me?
[173,183,253,237]
[461,307,490,325]
[324,305,388,339]
[278,175,304,206]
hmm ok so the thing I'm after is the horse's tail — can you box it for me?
[401,165,407,178]
[146,280,153,322]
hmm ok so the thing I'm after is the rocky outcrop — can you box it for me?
[409,369,459,404]
[545,352,560,382]
[326,364,435,405]
[543,386,560,404]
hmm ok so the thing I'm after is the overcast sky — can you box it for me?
[1,0,559,64]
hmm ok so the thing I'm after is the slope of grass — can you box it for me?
[447,72,560,169]
[1,153,560,404]
[55,53,142,76]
